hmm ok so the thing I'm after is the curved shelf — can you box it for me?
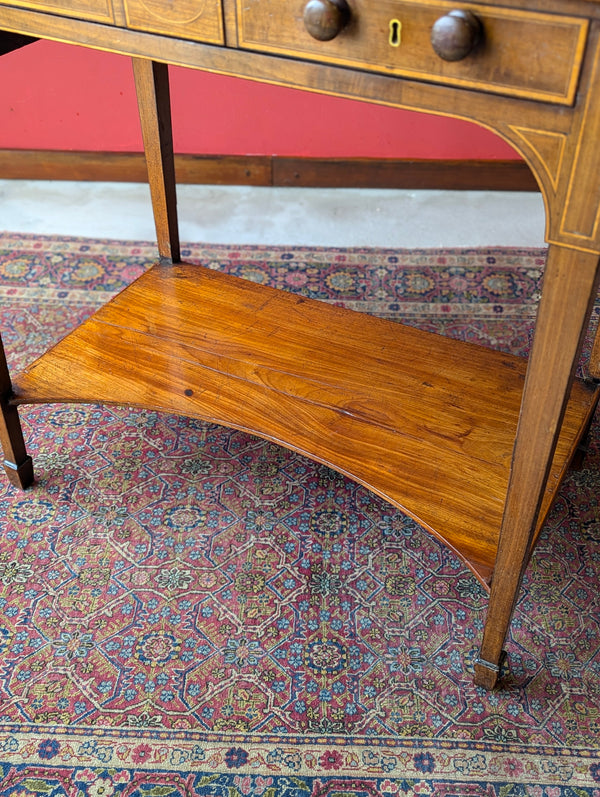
[11,262,598,587]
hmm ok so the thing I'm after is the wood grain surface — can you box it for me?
[0,151,538,191]
[11,263,598,585]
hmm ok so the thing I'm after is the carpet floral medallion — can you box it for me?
[0,232,599,796]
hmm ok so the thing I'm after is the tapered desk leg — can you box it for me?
[132,58,180,264]
[590,310,600,380]
[0,336,33,489]
[573,310,600,468]
[474,244,600,690]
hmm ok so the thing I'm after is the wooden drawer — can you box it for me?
[236,0,588,104]
[124,0,224,44]
[3,0,113,23]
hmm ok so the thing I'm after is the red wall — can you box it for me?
[0,39,519,159]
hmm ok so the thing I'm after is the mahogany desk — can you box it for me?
[1,0,599,690]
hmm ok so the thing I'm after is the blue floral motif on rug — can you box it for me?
[0,233,599,795]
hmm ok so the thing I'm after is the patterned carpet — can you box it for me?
[0,231,599,795]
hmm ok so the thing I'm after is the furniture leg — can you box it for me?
[0,335,33,489]
[474,244,600,689]
[571,410,597,470]
[132,58,180,263]
[590,309,600,380]
[572,310,600,469]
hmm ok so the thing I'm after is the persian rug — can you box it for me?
[0,231,599,796]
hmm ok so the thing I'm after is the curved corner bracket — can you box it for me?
[507,126,567,195]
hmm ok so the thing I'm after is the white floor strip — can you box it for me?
[0,181,546,248]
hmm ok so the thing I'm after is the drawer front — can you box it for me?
[124,0,224,44]
[236,0,588,104]
[4,0,113,23]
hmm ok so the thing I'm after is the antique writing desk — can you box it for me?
[1,0,600,690]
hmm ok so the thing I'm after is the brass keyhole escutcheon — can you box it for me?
[389,18,401,47]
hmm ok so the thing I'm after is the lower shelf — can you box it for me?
[11,262,599,586]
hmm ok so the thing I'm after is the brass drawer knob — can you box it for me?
[303,0,351,41]
[431,9,482,61]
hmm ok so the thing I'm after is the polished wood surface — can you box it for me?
[10,262,598,586]
[237,0,588,103]
[1,0,599,690]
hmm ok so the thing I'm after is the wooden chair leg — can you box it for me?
[474,244,600,689]
[0,336,33,489]
[132,58,180,264]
